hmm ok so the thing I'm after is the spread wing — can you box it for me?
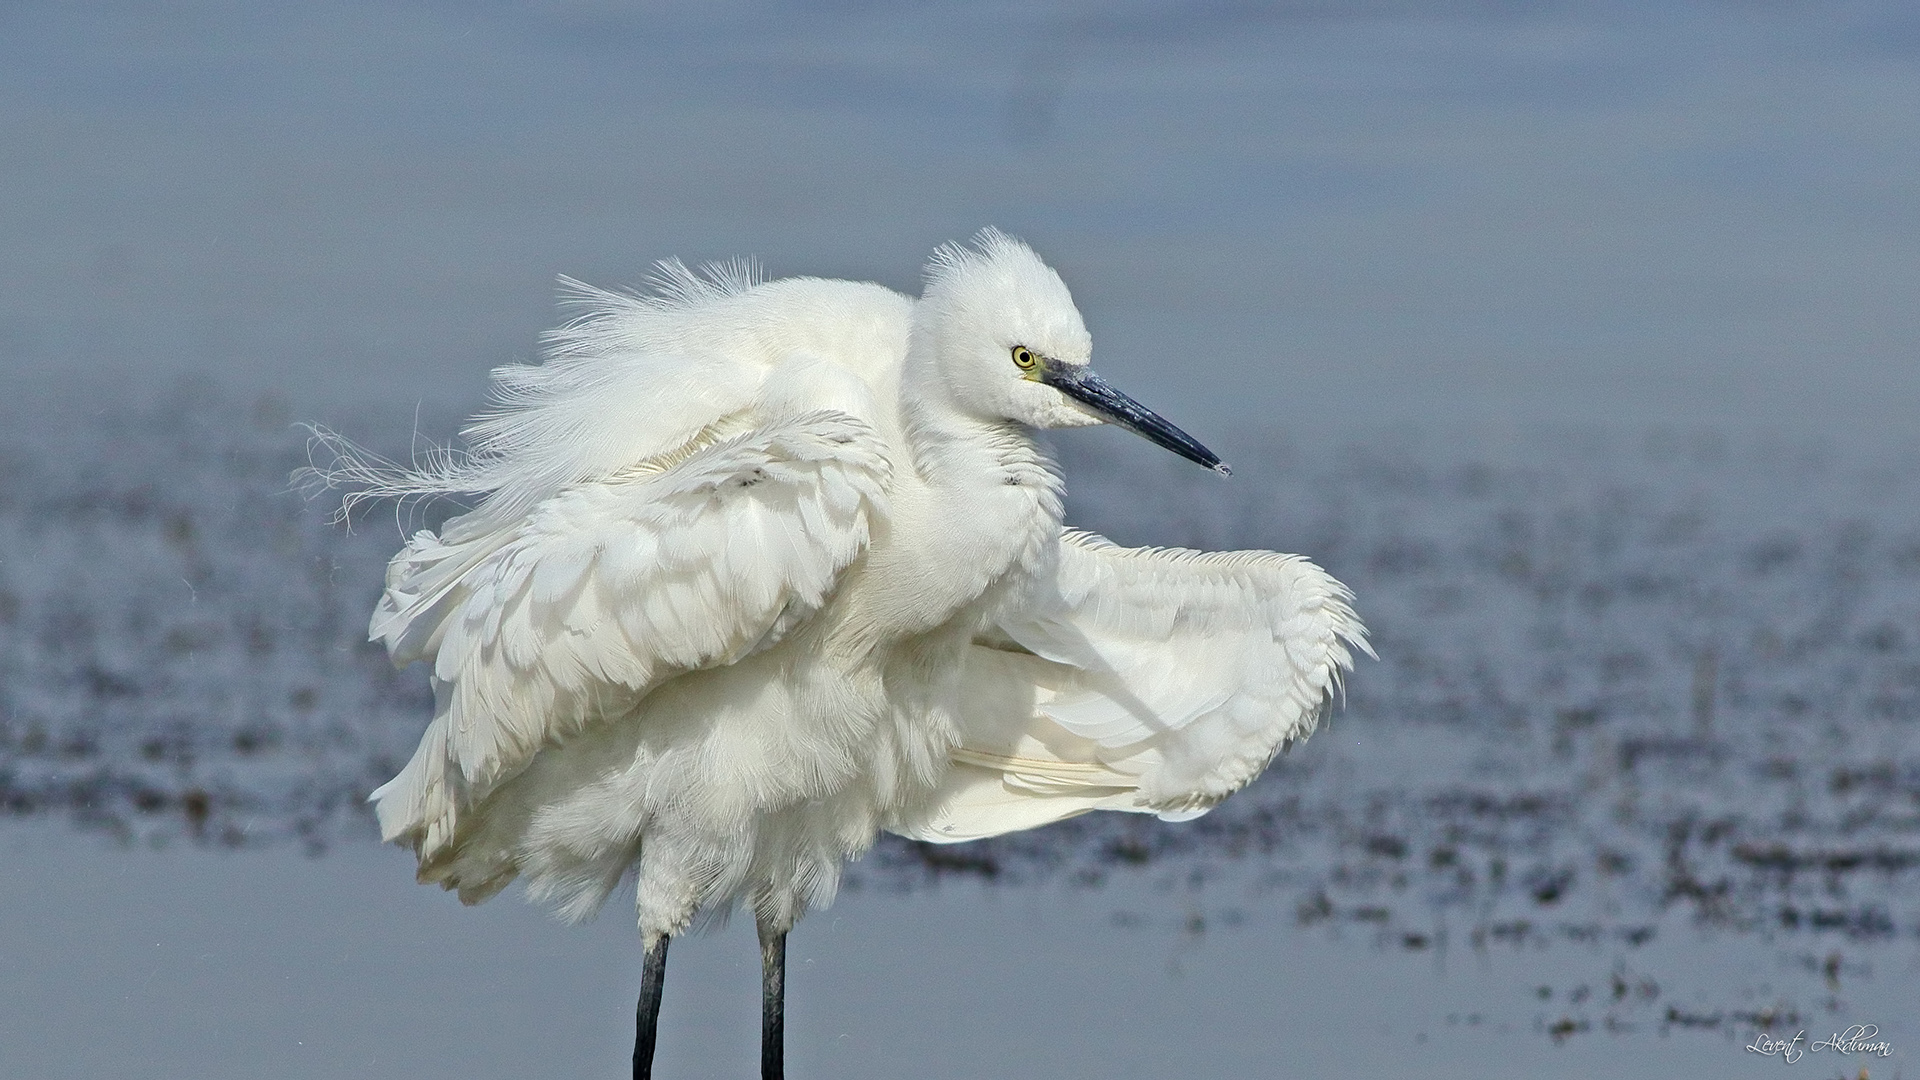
[898,529,1368,844]
[369,407,890,868]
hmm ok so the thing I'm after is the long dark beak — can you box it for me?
[1042,366,1230,475]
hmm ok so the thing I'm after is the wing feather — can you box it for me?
[900,528,1367,844]
[371,408,891,873]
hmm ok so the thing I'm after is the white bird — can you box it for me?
[318,229,1366,1080]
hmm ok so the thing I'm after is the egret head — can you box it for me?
[918,229,1228,474]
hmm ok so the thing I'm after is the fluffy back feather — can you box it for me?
[306,261,774,538]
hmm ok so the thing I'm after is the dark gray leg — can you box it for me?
[634,935,669,1080]
[758,922,787,1080]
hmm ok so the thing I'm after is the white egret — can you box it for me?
[317,229,1367,1080]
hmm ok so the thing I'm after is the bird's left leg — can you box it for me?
[634,934,670,1080]
[757,915,787,1080]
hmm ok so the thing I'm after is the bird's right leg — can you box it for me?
[758,917,788,1080]
[633,934,670,1080]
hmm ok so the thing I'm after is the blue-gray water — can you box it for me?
[5,3,1919,1076]
[10,818,1917,1080]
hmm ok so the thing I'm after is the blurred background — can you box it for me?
[3,3,1919,1078]
[6,0,1919,443]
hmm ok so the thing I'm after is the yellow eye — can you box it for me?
[1011,346,1038,371]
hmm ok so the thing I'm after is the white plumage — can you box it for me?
[321,229,1366,1075]
[909,530,1365,842]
